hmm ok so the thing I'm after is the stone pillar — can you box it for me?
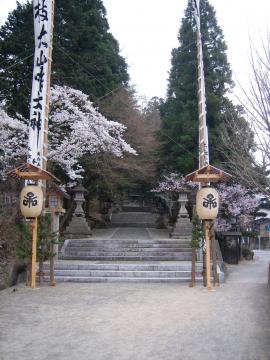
[170,189,192,239]
[64,183,92,239]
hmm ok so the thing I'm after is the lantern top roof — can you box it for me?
[7,162,60,183]
[72,183,87,193]
[47,183,70,199]
[186,164,232,183]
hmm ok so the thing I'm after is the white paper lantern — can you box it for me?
[196,188,219,220]
[20,185,43,218]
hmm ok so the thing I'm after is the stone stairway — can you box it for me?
[110,211,158,228]
[42,260,203,283]
[59,237,193,261]
[39,224,206,283]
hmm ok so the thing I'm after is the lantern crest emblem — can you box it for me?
[202,193,217,210]
[23,191,38,208]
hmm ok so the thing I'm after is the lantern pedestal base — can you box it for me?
[64,216,92,239]
[170,217,193,239]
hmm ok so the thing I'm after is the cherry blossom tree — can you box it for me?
[49,85,136,181]
[215,184,260,232]
[151,173,196,218]
[151,173,259,232]
[0,104,27,176]
[151,173,196,193]
[0,86,136,182]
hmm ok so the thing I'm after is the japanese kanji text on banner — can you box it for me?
[28,0,53,168]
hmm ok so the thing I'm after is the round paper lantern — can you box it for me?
[196,188,219,220]
[20,185,43,218]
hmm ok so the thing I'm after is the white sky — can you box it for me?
[1,0,270,100]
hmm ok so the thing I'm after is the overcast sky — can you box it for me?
[1,0,270,100]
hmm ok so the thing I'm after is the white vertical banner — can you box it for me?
[28,0,53,168]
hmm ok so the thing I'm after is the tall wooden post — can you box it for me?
[192,0,209,170]
[43,0,55,174]
[193,0,211,288]
[44,1,55,285]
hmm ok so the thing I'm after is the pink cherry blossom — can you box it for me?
[0,86,136,182]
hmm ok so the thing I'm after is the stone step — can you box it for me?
[43,262,201,271]
[65,250,190,258]
[39,260,215,283]
[110,212,158,227]
[109,223,157,228]
[59,255,192,261]
[66,239,192,246]
[42,276,203,283]
[45,269,202,278]
[65,246,192,252]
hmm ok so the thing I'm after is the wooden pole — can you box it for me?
[49,247,55,286]
[202,221,207,287]
[205,220,211,290]
[45,0,55,286]
[31,217,38,288]
[49,210,56,286]
[189,248,197,287]
[42,0,55,173]
[210,222,219,287]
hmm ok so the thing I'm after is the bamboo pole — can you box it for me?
[31,217,38,288]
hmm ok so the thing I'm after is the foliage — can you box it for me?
[215,184,260,232]
[87,88,162,197]
[242,246,254,260]
[0,0,129,118]
[0,86,136,183]
[158,0,252,175]
[37,213,56,263]
[15,219,32,261]
[0,209,29,262]
[15,214,56,263]
[191,215,202,249]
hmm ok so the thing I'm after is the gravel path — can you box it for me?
[0,251,269,360]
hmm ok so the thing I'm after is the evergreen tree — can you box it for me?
[158,0,240,175]
[0,0,129,117]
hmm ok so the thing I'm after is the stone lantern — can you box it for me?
[63,183,92,239]
[170,188,192,239]
[46,185,70,258]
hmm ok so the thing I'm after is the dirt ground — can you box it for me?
[0,251,269,360]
